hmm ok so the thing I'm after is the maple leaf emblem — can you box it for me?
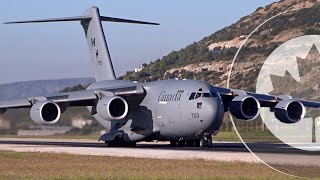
[269,44,320,118]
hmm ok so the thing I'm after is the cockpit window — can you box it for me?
[195,93,201,99]
[189,92,212,100]
[189,93,196,100]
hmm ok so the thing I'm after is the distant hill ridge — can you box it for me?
[0,78,95,100]
[122,0,320,92]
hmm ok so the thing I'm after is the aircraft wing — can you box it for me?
[0,84,146,112]
[213,86,320,110]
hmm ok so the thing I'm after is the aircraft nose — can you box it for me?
[201,98,221,126]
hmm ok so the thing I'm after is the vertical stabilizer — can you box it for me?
[81,7,116,81]
[4,6,159,82]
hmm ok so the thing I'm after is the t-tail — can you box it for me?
[4,6,159,82]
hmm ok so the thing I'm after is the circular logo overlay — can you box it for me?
[257,35,320,151]
[228,8,320,178]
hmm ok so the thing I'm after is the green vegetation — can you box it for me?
[2,106,104,135]
[304,28,320,35]
[0,151,307,179]
[214,131,279,143]
[122,3,320,84]
[1,84,104,136]
[61,83,90,92]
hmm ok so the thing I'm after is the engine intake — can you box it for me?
[274,99,306,124]
[30,101,61,125]
[97,96,128,121]
[230,95,260,120]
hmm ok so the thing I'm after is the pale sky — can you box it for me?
[0,0,276,84]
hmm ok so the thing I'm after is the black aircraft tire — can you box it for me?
[105,141,114,147]
[178,140,186,147]
[194,140,200,147]
[128,142,137,147]
[207,139,212,148]
[186,140,194,147]
[200,139,205,148]
[170,141,177,147]
[105,141,136,147]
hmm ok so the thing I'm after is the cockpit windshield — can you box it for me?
[189,92,212,100]
[189,86,220,100]
[202,93,211,98]
[189,93,196,100]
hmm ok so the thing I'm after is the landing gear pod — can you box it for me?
[30,101,61,125]
[229,95,260,120]
[97,96,129,121]
[274,99,306,124]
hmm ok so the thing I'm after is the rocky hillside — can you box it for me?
[122,0,320,92]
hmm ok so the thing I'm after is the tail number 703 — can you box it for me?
[191,113,200,119]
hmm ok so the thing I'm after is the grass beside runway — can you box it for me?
[0,151,312,180]
[214,131,280,142]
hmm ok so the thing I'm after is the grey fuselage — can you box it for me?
[87,79,224,142]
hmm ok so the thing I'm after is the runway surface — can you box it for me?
[0,138,319,167]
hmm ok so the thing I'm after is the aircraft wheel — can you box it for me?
[207,139,212,148]
[105,141,136,147]
[170,140,177,147]
[105,141,114,147]
[105,136,134,147]
[200,139,206,148]
[194,140,200,147]
[178,140,186,147]
[104,141,109,146]
[128,142,137,147]
[186,140,194,147]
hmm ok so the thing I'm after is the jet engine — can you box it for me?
[274,99,306,124]
[229,95,260,120]
[30,101,61,125]
[97,96,129,121]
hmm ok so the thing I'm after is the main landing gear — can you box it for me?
[170,140,200,147]
[170,136,212,148]
[104,136,136,147]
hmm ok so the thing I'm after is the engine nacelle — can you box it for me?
[96,96,128,121]
[274,99,306,124]
[30,101,61,125]
[229,95,260,120]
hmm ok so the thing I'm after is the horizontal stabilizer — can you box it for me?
[100,16,159,25]
[4,16,92,24]
[4,16,159,26]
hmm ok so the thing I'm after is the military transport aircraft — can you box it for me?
[1,7,319,148]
